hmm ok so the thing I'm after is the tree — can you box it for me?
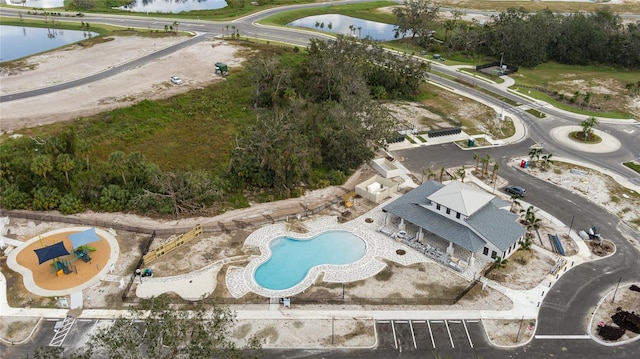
[457,165,466,183]
[89,296,262,359]
[422,166,436,182]
[528,147,542,163]
[510,194,521,212]
[109,151,127,186]
[439,166,446,182]
[443,10,464,44]
[540,153,554,170]
[520,205,535,226]
[393,0,440,46]
[245,54,291,108]
[491,162,500,183]
[56,153,74,184]
[519,236,533,251]
[580,116,599,141]
[473,152,480,174]
[482,154,491,177]
[493,256,508,269]
[172,21,179,34]
[30,154,53,180]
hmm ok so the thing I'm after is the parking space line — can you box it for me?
[413,320,425,323]
[427,320,435,348]
[444,320,454,348]
[378,320,390,324]
[467,320,480,323]
[409,320,417,349]
[463,320,474,348]
[395,320,408,323]
[431,320,443,323]
[391,320,398,349]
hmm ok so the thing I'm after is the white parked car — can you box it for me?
[170,76,183,85]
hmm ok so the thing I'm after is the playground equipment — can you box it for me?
[214,62,228,76]
[34,241,73,276]
[143,224,203,266]
[68,228,101,263]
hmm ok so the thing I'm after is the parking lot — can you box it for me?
[375,319,489,353]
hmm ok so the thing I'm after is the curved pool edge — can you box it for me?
[240,217,382,298]
[227,210,438,299]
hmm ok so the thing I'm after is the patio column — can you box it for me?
[468,252,475,266]
[417,228,423,241]
[446,242,454,256]
[399,218,405,230]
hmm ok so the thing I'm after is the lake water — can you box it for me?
[3,0,64,8]
[288,14,400,41]
[0,25,98,62]
[254,231,366,290]
[119,0,227,13]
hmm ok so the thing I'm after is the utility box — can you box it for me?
[214,62,228,76]
[468,138,475,147]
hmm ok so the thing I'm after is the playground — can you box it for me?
[7,227,118,296]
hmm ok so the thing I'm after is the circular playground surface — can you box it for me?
[6,227,119,297]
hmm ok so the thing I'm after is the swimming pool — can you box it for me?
[253,230,366,290]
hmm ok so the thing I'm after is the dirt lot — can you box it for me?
[0,35,245,134]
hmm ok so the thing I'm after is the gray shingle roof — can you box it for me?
[383,181,486,252]
[383,180,525,253]
[466,202,527,251]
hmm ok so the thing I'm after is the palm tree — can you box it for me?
[519,237,533,251]
[510,195,521,212]
[479,157,488,178]
[56,154,74,184]
[528,147,542,163]
[541,153,554,170]
[439,166,446,182]
[31,154,53,180]
[109,151,127,186]
[457,165,466,183]
[491,162,499,183]
[580,117,599,141]
[423,166,436,182]
[520,205,535,226]
[473,152,480,174]
[172,21,179,34]
[493,256,508,269]
[482,154,491,177]
[527,216,542,238]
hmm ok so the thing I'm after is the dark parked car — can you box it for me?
[505,185,526,197]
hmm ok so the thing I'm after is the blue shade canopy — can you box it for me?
[68,228,101,249]
[34,242,70,265]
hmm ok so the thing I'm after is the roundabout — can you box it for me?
[549,126,622,153]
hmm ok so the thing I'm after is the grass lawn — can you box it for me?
[258,1,396,26]
[513,87,633,119]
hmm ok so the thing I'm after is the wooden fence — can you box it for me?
[142,224,203,266]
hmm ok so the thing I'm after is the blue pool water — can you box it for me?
[254,231,366,290]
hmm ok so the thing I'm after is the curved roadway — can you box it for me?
[1,3,639,358]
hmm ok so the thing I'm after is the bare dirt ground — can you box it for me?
[0,35,245,134]
[590,283,640,342]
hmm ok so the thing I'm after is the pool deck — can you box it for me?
[226,198,489,298]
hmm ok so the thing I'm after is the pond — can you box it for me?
[0,25,98,62]
[119,0,227,13]
[3,0,64,8]
[288,14,401,41]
